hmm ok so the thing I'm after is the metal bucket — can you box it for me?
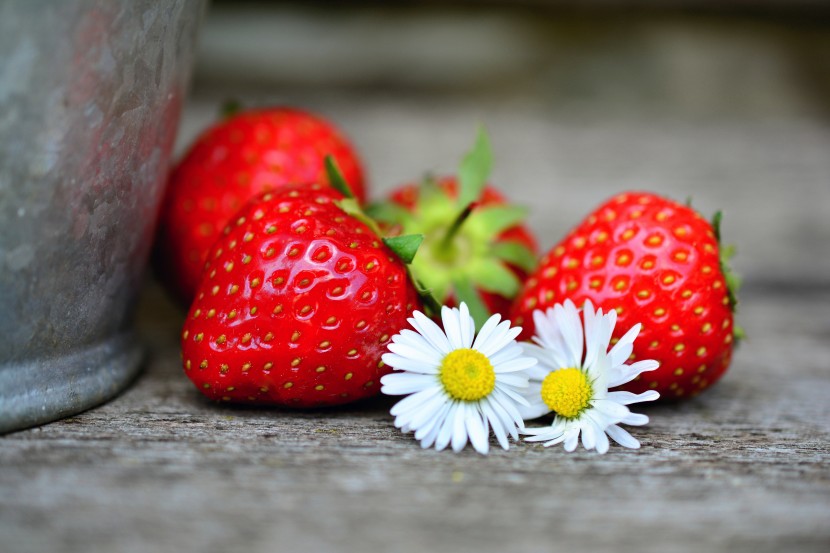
[0,0,205,433]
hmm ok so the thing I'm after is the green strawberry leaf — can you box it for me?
[333,198,384,239]
[733,324,747,344]
[712,210,723,242]
[383,234,424,265]
[325,155,355,199]
[220,98,242,119]
[491,241,538,273]
[467,258,521,298]
[466,205,528,237]
[365,201,413,225]
[453,278,492,330]
[457,127,493,210]
[711,210,744,344]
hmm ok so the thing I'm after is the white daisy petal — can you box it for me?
[380,373,436,395]
[381,301,534,454]
[466,407,490,455]
[489,389,526,435]
[595,423,610,454]
[488,343,524,366]
[458,303,475,348]
[591,398,632,421]
[517,399,551,422]
[520,300,660,454]
[524,418,564,440]
[410,311,452,354]
[480,399,509,450]
[605,424,641,449]
[395,392,448,430]
[493,383,531,408]
[477,321,520,357]
[524,417,565,436]
[606,390,660,405]
[621,412,649,426]
[608,323,640,367]
[381,353,439,375]
[392,329,445,360]
[389,386,443,417]
[386,341,442,366]
[435,404,457,451]
[608,359,660,387]
[472,313,502,351]
[493,355,537,374]
[451,402,469,452]
[542,435,568,448]
[524,430,559,443]
[484,396,521,441]
[495,373,529,389]
[556,300,584,369]
[413,399,453,445]
[582,300,600,370]
[563,428,580,452]
[581,418,597,451]
[532,308,560,350]
[441,305,464,350]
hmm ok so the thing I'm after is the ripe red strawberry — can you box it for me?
[369,130,537,328]
[180,182,421,407]
[510,191,741,400]
[156,107,367,303]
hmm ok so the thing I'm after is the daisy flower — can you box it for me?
[521,299,660,454]
[380,302,537,455]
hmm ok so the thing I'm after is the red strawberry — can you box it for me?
[511,191,741,401]
[156,107,367,303]
[368,130,537,328]
[180,182,421,407]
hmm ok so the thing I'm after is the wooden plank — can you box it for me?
[1,285,827,553]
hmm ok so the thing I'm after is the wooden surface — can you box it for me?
[2,6,829,553]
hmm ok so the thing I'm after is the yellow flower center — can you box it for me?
[439,348,496,402]
[540,368,593,419]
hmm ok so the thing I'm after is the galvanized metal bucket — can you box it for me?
[0,0,205,433]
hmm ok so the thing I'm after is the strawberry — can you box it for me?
[510,192,741,400]
[368,130,537,328]
[156,107,367,303]
[180,181,422,407]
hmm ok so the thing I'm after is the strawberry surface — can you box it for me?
[181,183,420,407]
[157,107,366,303]
[511,192,738,400]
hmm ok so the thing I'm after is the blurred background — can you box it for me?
[175,0,830,293]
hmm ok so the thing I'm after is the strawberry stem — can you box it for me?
[439,203,474,255]
[220,99,242,119]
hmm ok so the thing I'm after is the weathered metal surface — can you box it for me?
[0,0,205,433]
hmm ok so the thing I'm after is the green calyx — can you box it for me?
[325,156,438,312]
[712,210,745,345]
[366,128,535,328]
[325,155,425,267]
